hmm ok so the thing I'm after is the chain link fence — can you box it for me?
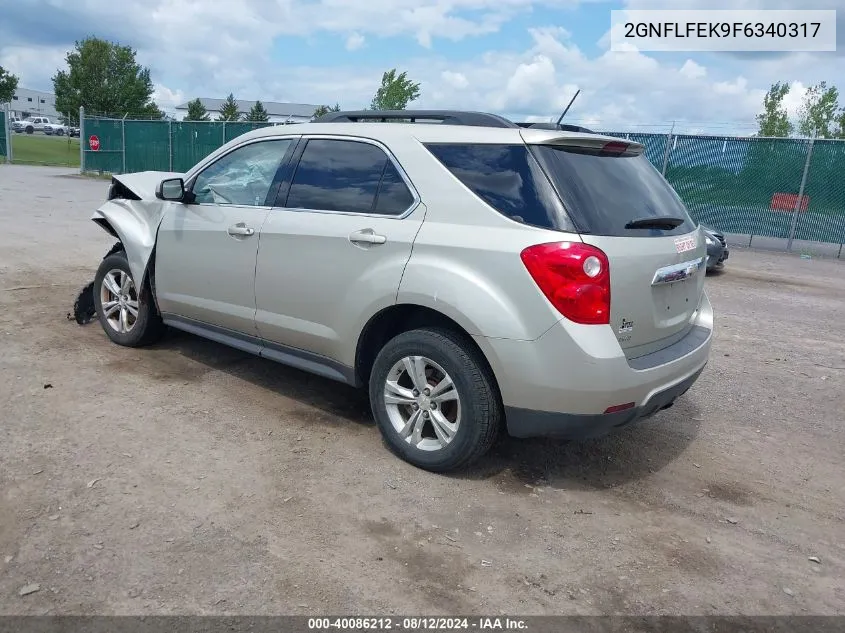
[599,130,844,250]
[80,109,280,174]
[77,109,845,251]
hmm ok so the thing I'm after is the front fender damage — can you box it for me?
[91,198,169,287]
[90,171,182,286]
[72,172,181,326]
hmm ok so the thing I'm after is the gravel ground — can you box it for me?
[1,165,843,616]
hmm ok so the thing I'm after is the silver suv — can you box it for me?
[87,110,713,472]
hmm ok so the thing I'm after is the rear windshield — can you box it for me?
[530,145,697,237]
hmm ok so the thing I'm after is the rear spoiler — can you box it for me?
[519,129,644,157]
[515,122,597,134]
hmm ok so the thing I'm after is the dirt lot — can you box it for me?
[1,165,843,616]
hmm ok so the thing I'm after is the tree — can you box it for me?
[836,108,845,139]
[312,103,340,118]
[369,69,420,111]
[52,37,161,118]
[185,98,210,121]
[756,82,793,137]
[797,81,840,138]
[0,66,19,105]
[245,100,270,122]
[218,93,240,121]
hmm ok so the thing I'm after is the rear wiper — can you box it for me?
[625,216,684,230]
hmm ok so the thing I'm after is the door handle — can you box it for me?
[227,224,255,237]
[349,229,386,245]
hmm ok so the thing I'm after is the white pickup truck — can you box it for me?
[43,121,69,136]
[13,116,55,134]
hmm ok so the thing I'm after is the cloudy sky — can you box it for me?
[2,0,844,133]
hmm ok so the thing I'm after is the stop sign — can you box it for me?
[89,135,100,151]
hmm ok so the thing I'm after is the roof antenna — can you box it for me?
[556,89,580,126]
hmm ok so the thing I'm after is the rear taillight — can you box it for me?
[520,242,611,325]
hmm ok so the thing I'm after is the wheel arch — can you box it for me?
[92,219,161,312]
[354,303,502,397]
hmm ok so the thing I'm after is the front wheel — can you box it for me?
[93,250,165,347]
[369,327,502,473]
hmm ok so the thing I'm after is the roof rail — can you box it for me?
[313,110,519,129]
[516,122,597,134]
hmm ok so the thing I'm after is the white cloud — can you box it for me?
[0,45,67,86]
[152,84,185,110]
[782,81,807,119]
[714,77,749,95]
[679,60,706,80]
[346,33,366,51]
[501,55,556,110]
[441,71,469,90]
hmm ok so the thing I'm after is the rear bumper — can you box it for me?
[504,365,704,439]
[474,292,713,440]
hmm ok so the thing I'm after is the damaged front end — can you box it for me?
[71,171,183,325]
[91,171,184,286]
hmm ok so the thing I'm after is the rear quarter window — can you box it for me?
[424,143,576,232]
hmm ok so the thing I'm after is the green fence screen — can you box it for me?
[0,110,7,160]
[81,116,845,247]
[82,117,275,174]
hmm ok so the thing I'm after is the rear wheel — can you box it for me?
[93,250,165,347]
[369,327,501,472]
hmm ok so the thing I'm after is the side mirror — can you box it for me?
[156,177,186,201]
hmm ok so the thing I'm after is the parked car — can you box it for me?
[43,122,68,136]
[13,116,52,134]
[702,225,729,272]
[84,109,713,472]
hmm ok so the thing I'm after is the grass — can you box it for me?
[10,133,81,167]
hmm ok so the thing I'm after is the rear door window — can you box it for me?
[425,143,574,231]
[530,144,696,237]
[285,139,415,215]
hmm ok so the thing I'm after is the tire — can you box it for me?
[93,250,165,347]
[369,327,502,473]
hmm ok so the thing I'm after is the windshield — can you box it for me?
[530,145,697,237]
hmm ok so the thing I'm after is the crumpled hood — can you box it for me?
[111,171,185,200]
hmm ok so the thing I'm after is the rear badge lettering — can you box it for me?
[674,236,697,253]
[651,258,704,286]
